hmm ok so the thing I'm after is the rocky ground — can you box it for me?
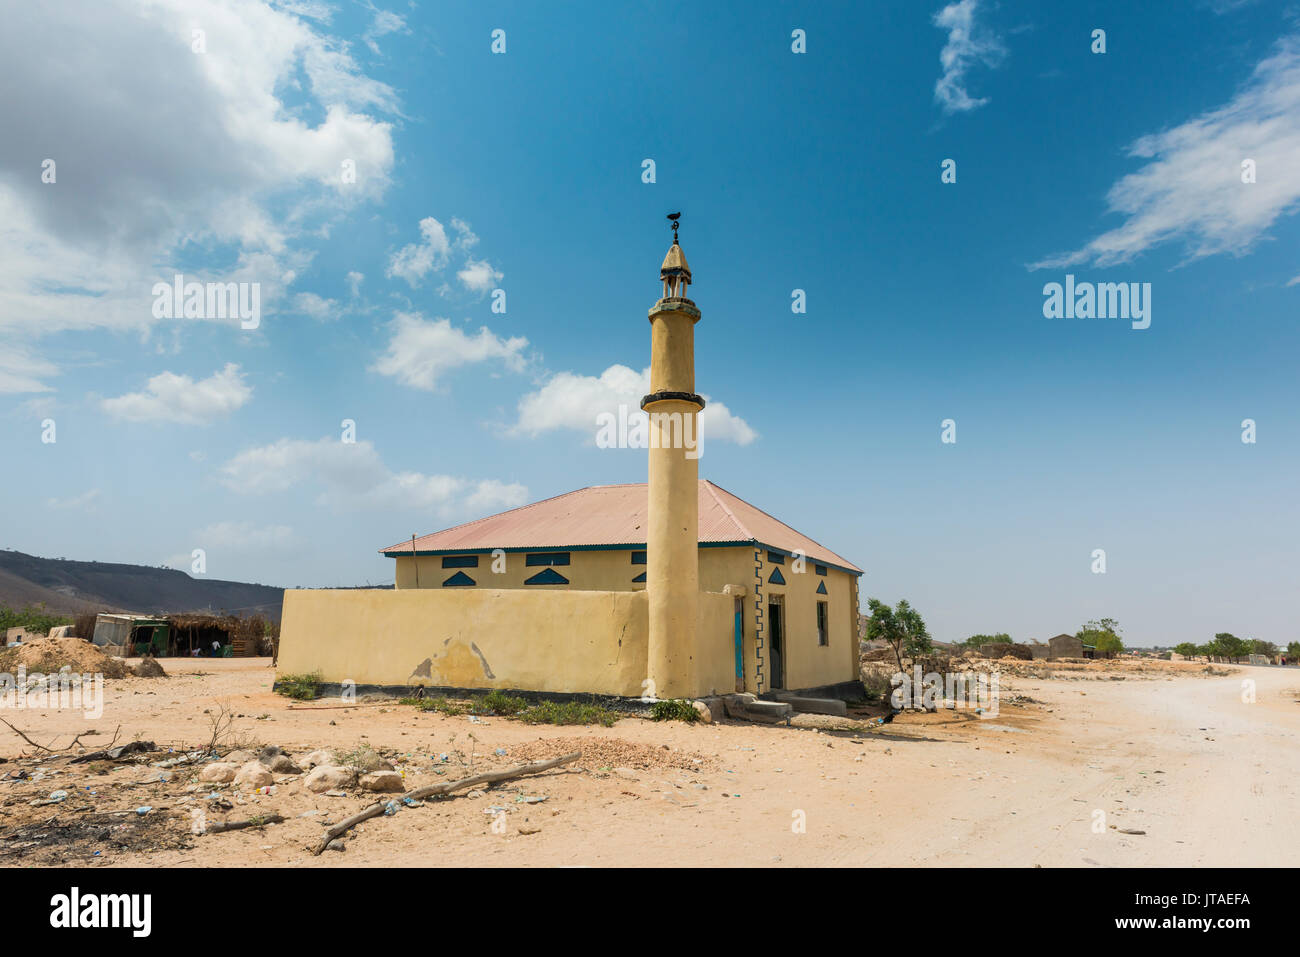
[2,655,1297,867]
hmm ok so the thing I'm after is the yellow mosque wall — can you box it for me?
[278,545,859,698]
[276,585,744,698]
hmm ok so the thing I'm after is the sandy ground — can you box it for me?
[2,656,1298,867]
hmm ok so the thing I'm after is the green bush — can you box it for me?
[518,699,618,727]
[275,672,322,700]
[650,698,700,722]
[0,603,72,635]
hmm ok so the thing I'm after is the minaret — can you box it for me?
[644,215,704,700]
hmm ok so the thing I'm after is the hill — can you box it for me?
[0,549,285,621]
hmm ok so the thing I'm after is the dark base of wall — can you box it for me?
[758,679,866,702]
[279,681,659,715]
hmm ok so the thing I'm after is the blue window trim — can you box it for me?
[443,571,476,587]
[631,551,646,565]
[524,568,569,585]
[631,571,646,583]
[768,567,786,586]
[767,551,785,565]
[442,555,479,569]
[381,540,862,578]
[816,580,828,595]
[815,564,827,576]
[525,552,570,567]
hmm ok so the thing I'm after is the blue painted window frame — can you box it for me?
[526,552,570,567]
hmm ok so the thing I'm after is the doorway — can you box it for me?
[767,597,785,690]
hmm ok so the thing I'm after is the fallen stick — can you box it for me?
[205,813,286,834]
[311,751,580,855]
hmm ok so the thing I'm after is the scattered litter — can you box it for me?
[135,806,153,816]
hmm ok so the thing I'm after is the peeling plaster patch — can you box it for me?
[409,657,433,682]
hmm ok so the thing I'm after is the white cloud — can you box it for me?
[362,3,408,54]
[219,436,527,514]
[0,346,58,394]
[346,270,364,296]
[294,291,337,319]
[196,520,295,550]
[47,489,101,511]
[511,364,758,446]
[0,0,398,390]
[933,0,1005,114]
[458,258,504,293]
[386,217,451,286]
[101,363,252,425]
[371,313,528,390]
[1033,36,1300,269]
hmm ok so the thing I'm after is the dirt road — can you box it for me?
[2,658,1296,866]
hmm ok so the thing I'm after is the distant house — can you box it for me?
[1047,633,1094,659]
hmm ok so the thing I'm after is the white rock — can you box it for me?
[297,749,335,769]
[198,762,238,784]
[359,770,405,793]
[692,701,713,724]
[304,764,354,793]
[233,761,274,790]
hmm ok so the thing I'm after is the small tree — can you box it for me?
[1078,618,1124,659]
[1287,641,1300,660]
[865,598,933,673]
[1250,639,1277,658]
[1173,642,1199,659]
[961,632,1011,648]
[1211,632,1250,663]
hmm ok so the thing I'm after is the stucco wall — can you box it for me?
[278,586,741,698]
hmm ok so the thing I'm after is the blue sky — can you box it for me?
[2,0,1298,647]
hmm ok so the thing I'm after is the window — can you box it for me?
[631,551,646,565]
[442,555,479,569]
[815,564,827,576]
[767,551,785,565]
[816,601,829,646]
[443,571,476,587]
[768,567,786,586]
[526,552,570,567]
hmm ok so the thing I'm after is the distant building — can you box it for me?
[1046,633,1095,659]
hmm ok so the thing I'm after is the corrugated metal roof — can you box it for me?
[380,480,862,574]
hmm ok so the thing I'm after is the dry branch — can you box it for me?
[311,750,580,855]
[205,813,286,834]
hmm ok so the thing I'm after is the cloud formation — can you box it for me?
[101,363,252,425]
[1033,36,1300,269]
[371,314,528,391]
[933,0,1005,114]
[0,0,398,390]
[220,436,527,514]
[512,364,758,446]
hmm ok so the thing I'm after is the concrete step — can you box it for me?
[772,693,848,717]
[722,693,792,724]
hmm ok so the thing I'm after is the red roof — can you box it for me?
[380,480,861,574]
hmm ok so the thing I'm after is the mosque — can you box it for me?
[276,226,863,702]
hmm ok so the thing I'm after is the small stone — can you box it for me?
[326,839,346,852]
[359,770,405,793]
[691,701,713,723]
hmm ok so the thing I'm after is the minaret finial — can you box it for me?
[667,211,680,244]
